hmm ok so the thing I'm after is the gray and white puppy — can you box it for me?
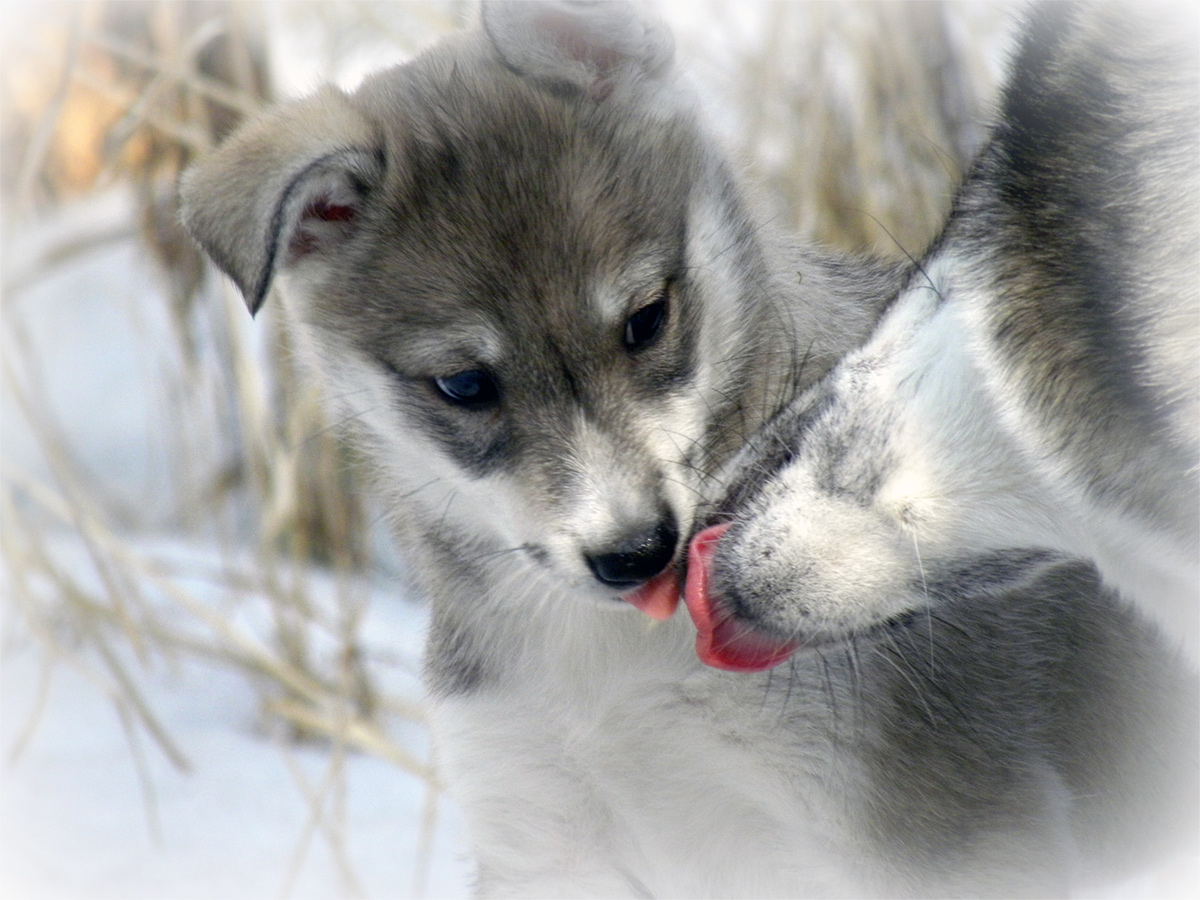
[182,1,1196,897]
[680,0,1199,890]
[687,0,1199,666]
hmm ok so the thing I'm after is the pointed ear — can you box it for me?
[481,0,673,98]
[179,87,383,316]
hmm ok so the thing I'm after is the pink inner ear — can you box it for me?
[303,197,357,223]
[288,196,358,259]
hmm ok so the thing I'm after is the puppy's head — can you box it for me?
[680,298,1063,670]
[181,1,785,615]
[681,365,925,670]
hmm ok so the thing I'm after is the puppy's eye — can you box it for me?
[623,291,669,350]
[433,369,500,407]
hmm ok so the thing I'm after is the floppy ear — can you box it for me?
[179,86,382,316]
[481,0,673,98]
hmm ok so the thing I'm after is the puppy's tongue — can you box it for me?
[684,524,798,672]
[622,568,680,621]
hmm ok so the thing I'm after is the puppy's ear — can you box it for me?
[179,87,382,316]
[481,0,673,97]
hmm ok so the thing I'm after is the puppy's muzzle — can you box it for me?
[585,517,679,588]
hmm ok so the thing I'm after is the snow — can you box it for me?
[0,560,474,900]
[0,514,475,899]
[1,597,472,900]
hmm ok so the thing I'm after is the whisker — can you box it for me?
[818,648,842,747]
[872,634,938,727]
[909,528,935,675]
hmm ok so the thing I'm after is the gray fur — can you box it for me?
[180,5,895,587]
[960,1,1200,539]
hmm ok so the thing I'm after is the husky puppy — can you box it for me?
[680,0,1200,887]
[182,1,1196,897]
[684,0,1199,666]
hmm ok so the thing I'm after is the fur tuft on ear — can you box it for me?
[178,87,382,316]
[481,0,673,98]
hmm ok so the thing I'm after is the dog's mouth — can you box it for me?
[682,523,800,672]
[609,521,803,669]
[681,523,970,672]
[620,568,681,620]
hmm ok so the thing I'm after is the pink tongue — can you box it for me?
[623,568,681,620]
[684,524,798,672]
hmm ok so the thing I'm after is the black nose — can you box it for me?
[586,519,679,588]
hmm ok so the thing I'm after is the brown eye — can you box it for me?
[623,291,669,350]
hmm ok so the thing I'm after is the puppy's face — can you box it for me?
[293,96,728,610]
[683,292,1063,670]
[182,3,785,614]
[682,359,925,670]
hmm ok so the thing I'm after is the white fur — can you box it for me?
[432,588,868,898]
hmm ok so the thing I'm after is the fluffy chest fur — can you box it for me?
[430,601,860,899]
[424,553,1176,899]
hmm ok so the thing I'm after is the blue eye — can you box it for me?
[434,369,500,407]
[623,293,669,350]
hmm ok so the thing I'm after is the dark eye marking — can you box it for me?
[623,286,670,351]
[433,369,500,408]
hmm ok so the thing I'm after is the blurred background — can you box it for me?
[0,2,1013,897]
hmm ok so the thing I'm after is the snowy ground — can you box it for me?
[1,586,472,900]
[0,568,473,900]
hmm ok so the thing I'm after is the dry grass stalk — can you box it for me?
[714,0,1011,257]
